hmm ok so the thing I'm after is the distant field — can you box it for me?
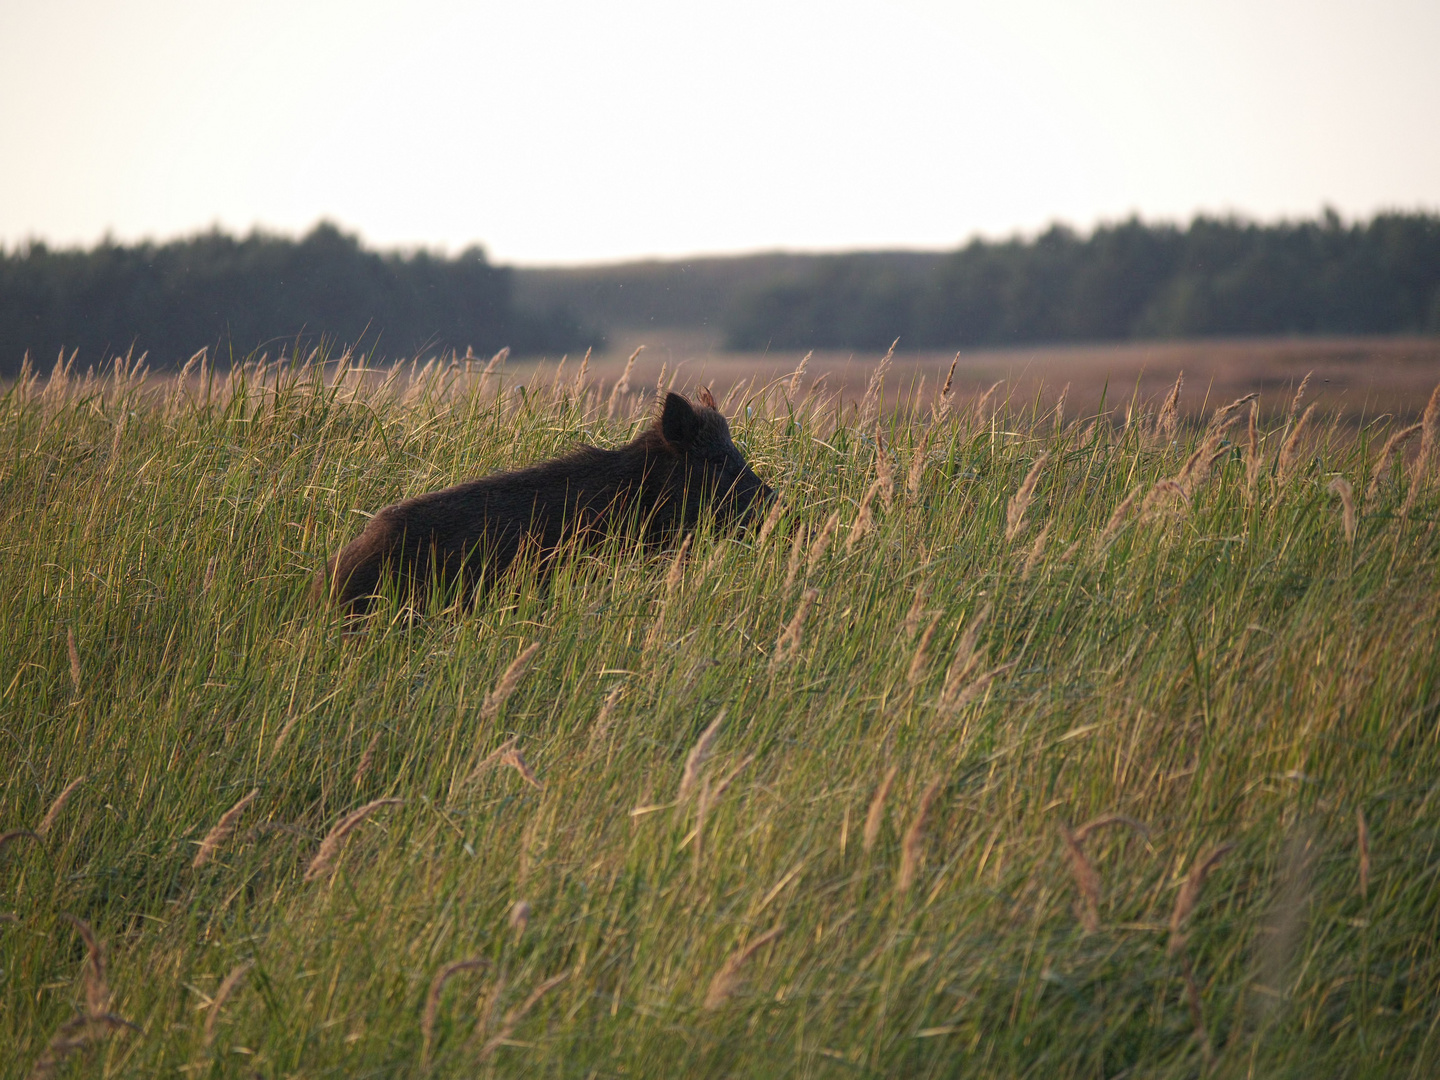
[557,332,1440,422]
[3,353,1439,1077]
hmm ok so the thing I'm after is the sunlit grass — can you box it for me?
[3,348,1439,1078]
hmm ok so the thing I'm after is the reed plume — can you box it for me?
[1286,370,1312,425]
[787,352,811,398]
[863,766,899,853]
[1167,842,1235,957]
[203,960,254,1047]
[897,779,942,892]
[37,776,84,838]
[678,708,727,802]
[479,642,540,722]
[353,730,381,790]
[846,480,883,553]
[859,341,896,426]
[936,354,959,419]
[703,925,783,1010]
[907,612,942,686]
[1366,422,1422,499]
[1004,453,1049,541]
[1277,404,1317,484]
[754,495,786,546]
[606,346,643,417]
[1154,371,1183,445]
[193,788,259,869]
[421,958,487,1069]
[1094,485,1142,552]
[807,511,841,572]
[1328,477,1357,543]
[304,798,403,883]
[772,589,818,668]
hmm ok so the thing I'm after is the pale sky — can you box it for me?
[1,0,1436,265]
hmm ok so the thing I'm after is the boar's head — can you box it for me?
[654,389,773,526]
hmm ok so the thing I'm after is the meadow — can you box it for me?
[2,345,1439,1078]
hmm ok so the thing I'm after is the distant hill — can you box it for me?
[513,251,948,336]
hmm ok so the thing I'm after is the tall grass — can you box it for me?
[3,346,1439,1078]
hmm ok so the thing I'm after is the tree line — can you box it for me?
[724,211,1440,350]
[0,222,599,376]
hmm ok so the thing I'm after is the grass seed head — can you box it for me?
[1022,522,1051,580]
[1095,485,1142,552]
[480,642,540,722]
[1155,371,1183,445]
[782,522,809,591]
[1357,807,1371,901]
[421,958,488,1069]
[678,708,727,802]
[66,627,80,693]
[353,730,382,790]
[1278,404,1317,483]
[897,779,942,893]
[502,748,544,790]
[787,351,811,398]
[901,578,932,639]
[1059,823,1102,932]
[193,787,259,869]
[1167,842,1235,957]
[59,913,109,1016]
[1366,422,1422,499]
[1287,370,1312,425]
[1328,476,1357,543]
[304,798,403,883]
[807,511,841,572]
[863,765,899,853]
[907,611,943,686]
[37,776,85,838]
[1004,452,1049,542]
[203,960,255,1047]
[703,925,783,1010]
[772,588,818,667]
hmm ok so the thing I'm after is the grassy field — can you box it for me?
[3,348,1439,1078]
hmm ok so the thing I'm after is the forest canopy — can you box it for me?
[0,222,599,376]
[723,211,1440,350]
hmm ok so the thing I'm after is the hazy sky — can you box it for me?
[1,0,1436,264]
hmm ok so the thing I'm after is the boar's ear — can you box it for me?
[659,392,701,449]
[697,386,717,409]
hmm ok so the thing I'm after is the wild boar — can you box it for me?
[313,389,772,613]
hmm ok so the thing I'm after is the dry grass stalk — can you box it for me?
[465,735,520,787]
[606,346,643,417]
[1155,371,1183,445]
[901,578,931,639]
[1058,823,1102,932]
[782,523,809,591]
[193,788,259,869]
[1094,485,1142,552]
[1357,807,1370,901]
[906,422,934,500]
[1004,453,1049,542]
[874,427,896,510]
[1366,422,1422,499]
[973,380,1003,425]
[509,899,531,936]
[754,495,786,546]
[846,481,883,553]
[936,354,959,419]
[421,958,488,1069]
[27,1013,134,1080]
[907,612,943,686]
[703,925,784,1010]
[476,970,570,1060]
[60,913,109,1015]
[353,730,382,790]
[1328,477,1357,543]
[863,766,899,853]
[859,340,896,426]
[1286,370,1312,425]
[664,532,693,593]
[66,628,81,693]
[479,642,540,722]
[1246,399,1262,496]
[678,708,727,802]
[807,510,841,572]
[1139,479,1188,523]
[304,798,403,883]
[1167,842,1235,957]
[573,347,591,392]
[502,748,543,790]
[787,351,811,398]
[771,589,818,668]
[1206,391,1259,435]
[937,603,991,709]
[897,779,942,893]
[1277,404,1317,484]
[203,960,254,1047]
[1022,523,1051,580]
[37,776,85,838]
[1053,383,1069,433]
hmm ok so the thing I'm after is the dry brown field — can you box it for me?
[550,331,1440,422]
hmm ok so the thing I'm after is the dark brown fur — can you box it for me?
[313,391,772,613]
